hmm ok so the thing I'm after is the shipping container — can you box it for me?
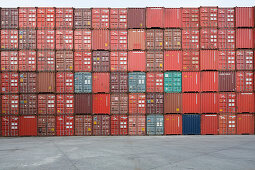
[74,8,91,29]
[110,72,128,93]
[92,73,110,93]
[182,50,199,71]
[146,51,163,72]
[2,95,19,115]
[1,8,18,29]
[38,115,56,136]
[110,8,127,29]
[164,51,182,71]
[128,51,146,72]
[37,72,55,93]
[19,115,37,136]
[110,51,127,72]
[164,114,182,135]
[164,8,182,28]
[128,72,146,93]
[164,71,182,93]
[37,51,55,71]
[235,7,254,27]
[218,29,235,49]
[37,8,55,28]
[218,8,235,28]
[182,114,201,135]
[1,116,19,136]
[74,30,92,50]
[236,71,253,92]
[92,29,110,50]
[93,94,110,114]
[110,30,127,50]
[37,30,55,50]
[127,8,145,28]
[56,72,74,93]
[1,51,18,71]
[146,7,164,28]
[93,115,110,135]
[56,51,73,71]
[236,50,253,70]
[56,94,74,114]
[200,7,218,27]
[92,8,109,29]
[146,114,164,135]
[56,8,73,29]
[20,94,37,115]
[38,94,56,115]
[19,29,36,50]
[1,30,18,50]
[201,114,218,135]
[74,94,92,114]
[146,72,163,92]
[200,28,218,49]
[201,71,218,92]
[236,29,254,49]
[111,114,128,135]
[110,93,128,114]
[146,93,164,114]
[1,72,19,93]
[182,72,200,92]
[56,30,73,50]
[74,72,92,93]
[75,115,92,136]
[129,93,146,114]
[92,51,110,72]
[182,29,199,49]
[146,29,163,50]
[219,92,236,113]
[183,93,201,113]
[56,115,74,136]
[19,72,37,93]
[18,51,36,71]
[200,50,218,70]
[201,93,218,113]
[237,93,254,113]
[181,8,199,28]
[218,50,235,70]
[129,115,146,135]
[218,71,236,91]
[219,113,236,135]
[164,29,182,50]
[74,51,91,72]
[237,114,254,135]
[128,29,146,50]
[164,93,182,113]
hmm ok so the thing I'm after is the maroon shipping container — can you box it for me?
[19,29,36,50]
[147,51,163,72]
[37,8,55,28]
[129,93,146,114]
[1,116,19,136]
[56,94,74,114]
[56,115,74,136]
[56,30,73,50]
[37,72,55,93]
[74,51,91,72]
[128,8,145,28]
[146,72,164,92]
[2,95,19,115]
[38,94,56,115]
[164,8,182,28]
[1,72,19,93]
[236,29,254,49]
[93,115,110,136]
[237,93,255,113]
[1,51,18,71]
[1,8,18,29]
[1,30,18,50]
[236,50,253,70]
[20,94,37,115]
[164,29,182,50]
[182,93,201,113]
[110,51,127,72]
[74,30,92,50]
[146,93,164,114]
[75,115,92,136]
[74,8,91,29]
[219,92,236,113]
[218,29,235,49]
[110,72,128,93]
[235,7,254,27]
[200,28,218,49]
[181,8,199,28]
[128,51,146,72]
[110,30,128,50]
[200,50,218,70]
[56,72,74,93]
[56,8,73,29]
[19,72,37,93]
[218,50,235,70]
[74,94,92,114]
[201,93,219,113]
[201,114,218,135]
[19,51,36,71]
[200,7,218,27]
[146,7,164,28]
[201,71,218,92]
[218,71,236,91]
[19,8,37,28]
[92,51,110,72]
[218,8,235,28]
[164,51,182,71]
[38,115,56,136]
[92,29,110,50]
[146,29,163,50]
[92,8,109,29]
[56,51,73,71]
[37,30,55,50]
[164,93,182,113]
[37,51,55,71]
[110,8,127,29]
[182,50,200,71]
[182,72,200,92]
[19,115,37,136]
[93,94,110,114]
[110,93,128,114]
[129,115,146,135]
[111,114,128,135]
[92,73,110,93]
[182,29,199,49]
[128,29,146,50]
[236,71,253,92]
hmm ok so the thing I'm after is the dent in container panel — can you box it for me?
[200,50,218,70]
[110,51,127,72]
[164,93,182,113]
[128,72,146,93]
[129,93,146,114]
[146,29,163,50]
[218,29,235,49]
[200,7,218,27]
[74,51,91,72]
[218,8,235,28]
[164,29,182,50]
[146,114,164,135]
[236,71,253,92]
[237,114,254,135]
[236,50,253,70]
[92,73,110,93]
[37,51,55,71]
[56,30,74,50]
[235,7,254,27]
[219,113,236,135]
[92,51,110,72]
[237,93,255,113]
[37,72,55,93]
[110,93,128,114]
[74,8,91,29]
[127,8,145,28]
[74,72,92,93]
[37,30,55,50]
[56,72,74,93]
[201,114,218,135]
[164,8,182,28]
[236,29,254,49]
[1,30,18,50]
[92,8,110,29]
[164,114,182,135]
[93,94,110,114]
[218,50,235,70]
[56,115,74,136]
[19,72,37,93]
[1,51,18,71]
[219,92,236,113]
[2,95,19,115]
[37,8,55,28]
[201,71,218,92]
[110,30,127,50]
[181,8,199,28]
[201,93,218,113]
[56,51,73,71]
[182,72,200,92]
[200,28,218,49]
[38,115,56,136]
[75,115,92,136]
[19,29,37,50]
[182,114,201,135]
[56,94,74,114]
[182,93,201,113]
[1,116,19,136]
[128,51,146,72]
[146,72,163,92]
[19,8,36,28]
[146,93,164,114]
[55,8,73,29]
[182,29,199,49]
[110,72,128,93]
[111,114,128,135]
[74,94,92,114]
[92,29,110,50]
[110,8,127,29]
[146,7,164,28]
[129,115,146,135]
[164,51,182,71]
[74,30,91,50]
[1,8,18,29]
[20,94,37,115]
[147,51,163,72]
[19,116,37,136]
[19,51,36,71]
[128,29,146,50]
[38,94,56,115]
[1,72,19,93]
[218,71,236,92]
[164,72,182,93]
[93,115,110,136]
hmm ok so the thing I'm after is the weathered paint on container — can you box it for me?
[218,8,235,28]
[37,8,55,28]
[110,30,127,50]
[127,8,145,28]
[129,93,146,114]
[182,72,200,92]
[236,50,253,70]
[200,28,218,49]
[182,114,201,135]
[56,115,74,136]
[74,51,91,72]
[218,50,235,70]
[182,93,201,113]
[219,113,236,135]
[236,71,253,92]
[92,73,110,93]
[74,94,92,114]
[146,29,163,50]
[38,94,56,115]
[181,8,199,28]
[19,29,37,49]
[37,51,55,71]
[1,51,18,71]
[182,29,199,49]
[182,50,199,71]
[201,71,218,92]
[164,29,182,50]
[146,93,164,114]
[164,114,182,135]
[201,114,218,135]
[1,95,19,115]
[146,7,164,28]
[56,51,73,71]
[236,29,254,49]
[164,8,182,28]
[219,92,236,113]
[200,50,218,70]
[128,29,146,50]
[237,114,254,135]
[1,72,19,93]
[92,29,110,50]
[37,72,55,93]
[92,51,110,72]
[56,30,74,50]
[74,30,92,50]
[128,72,146,93]
[237,93,254,113]
[56,94,74,114]
[1,116,19,136]
[128,51,146,72]
[19,51,36,71]
[1,30,18,50]
[74,8,91,29]
[38,115,56,136]
[110,8,127,29]
[93,94,110,114]
[164,51,182,71]
[93,115,110,136]
[56,72,74,93]
[129,115,146,135]
[92,8,109,29]
[146,72,163,92]
[201,93,218,113]
[164,72,182,93]
[19,115,37,136]
[75,115,92,136]
[164,93,182,113]
[235,7,254,27]
[110,51,127,72]
[110,93,128,114]
[146,114,164,135]
[1,8,18,28]
[218,29,235,49]
[218,71,236,91]
[200,7,218,27]
[37,30,55,50]
[110,72,128,93]
[146,51,163,72]
[19,72,37,93]
[56,8,73,29]
[111,114,128,135]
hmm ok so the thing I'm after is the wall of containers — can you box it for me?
[0,7,254,136]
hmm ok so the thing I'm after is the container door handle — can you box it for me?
[196,74,197,85]
[178,53,179,64]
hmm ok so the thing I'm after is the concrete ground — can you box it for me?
[0,136,255,170]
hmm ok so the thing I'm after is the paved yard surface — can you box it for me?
[0,136,255,170]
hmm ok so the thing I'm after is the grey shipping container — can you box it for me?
[128,72,146,92]
[92,51,110,72]
[19,72,37,93]
[146,114,164,135]
[74,72,92,93]
[74,94,92,114]
[110,72,128,93]
[110,93,128,114]
[37,72,56,93]
[74,8,92,29]
[127,8,146,28]
[1,8,18,29]
[219,71,236,91]
[146,93,164,114]
[182,114,201,135]
[164,29,182,50]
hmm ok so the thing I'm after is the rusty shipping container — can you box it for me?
[200,28,218,49]
[219,113,236,135]
[111,114,128,135]
[164,114,182,135]
[92,73,110,93]
[75,115,92,136]
[128,51,146,72]
[56,115,74,136]
[19,51,36,71]
[110,30,127,50]
[1,51,18,71]
[19,72,37,93]
[74,30,92,50]
[2,95,19,115]
[146,93,164,114]
[146,7,164,28]
[201,71,218,92]
[37,51,55,71]
[235,7,254,27]
[181,8,199,28]
[201,114,218,135]
[182,93,201,113]
[38,94,56,115]
[37,8,55,28]
[74,51,91,72]
[129,115,146,135]
[146,72,164,92]
[218,71,236,91]
[128,29,146,50]
[237,114,254,135]
[93,115,110,136]
[92,29,110,50]
[218,8,235,28]
[19,29,36,50]
[146,29,163,50]
[74,8,91,29]
[219,92,236,113]
[236,71,253,92]
[93,94,110,114]
[237,93,255,113]
[236,50,253,70]
[1,8,18,29]
[110,72,128,93]
[164,93,182,113]
[164,8,182,28]
[19,115,37,136]
[92,8,109,29]
[56,8,73,29]
[182,72,200,92]
[236,29,254,49]
[218,50,235,70]
[111,93,128,114]
[110,51,127,72]
[164,51,182,71]
[110,8,127,29]
[201,93,218,113]
[38,115,56,136]
[1,116,19,136]
[56,51,73,71]
[56,30,74,50]
[56,72,74,93]
[92,51,110,72]
[164,29,182,50]
[37,72,55,93]
[20,94,37,115]
[146,51,163,72]
[200,50,218,70]
[200,7,218,27]
[128,8,145,28]
[129,93,146,114]
[37,30,55,50]
[74,94,92,114]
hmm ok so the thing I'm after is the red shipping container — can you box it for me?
[201,71,218,92]
[19,29,36,49]
[129,93,146,114]
[74,8,91,29]
[38,94,56,115]
[2,95,19,115]
[181,8,199,28]
[92,29,110,50]
[19,72,37,93]
[218,29,235,49]
[129,115,146,135]
[146,93,164,114]
[164,93,183,113]
[110,30,127,50]
[200,28,218,49]
[201,93,219,113]
[128,51,146,71]
[237,93,254,113]
[110,51,127,72]
[74,51,91,72]
[219,113,236,135]
[37,51,55,71]
[164,114,182,135]
[1,30,18,50]
[38,115,56,136]
[56,94,74,114]
[200,7,218,27]
[182,29,199,49]
[147,51,163,72]
[219,92,236,113]
[1,8,18,29]
[201,114,218,135]
[37,30,55,50]
[218,71,236,92]
[56,115,74,136]
[183,93,201,113]
[19,115,37,136]
[164,51,182,71]
[164,29,182,50]
[92,73,110,93]
[56,51,73,71]
[37,72,56,93]
[37,8,55,28]
[56,72,74,93]
[110,8,127,29]
[127,8,146,29]
[236,50,253,70]
[237,114,254,135]
[110,93,128,114]
[93,115,110,136]
[164,8,182,28]
[110,72,128,93]
[19,51,36,71]
[1,116,19,136]
[111,114,128,135]
[93,94,110,114]
[200,50,218,70]
[56,30,73,50]
[20,94,37,115]
[146,7,164,28]
[1,72,19,93]
[74,30,92,50]
[146,72,163,92]
[74,94,92,114]
[236,71,253,92]
[218,8,235,28]
[92,8,109,29]
[218,50,235,70]
[146,29,164,50]
[182,72,200,92]
[75,115,92,136]
[56,8,73,28]
[235,7,254,27]
[128,29,146,50]
[236,29,254,49]
[19,8,36,28]
[1,51,18,71]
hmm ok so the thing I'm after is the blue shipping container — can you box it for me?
[74,72,92,93]
[128,72,146,92]
[182,114,201,135]
[146,114,164,135]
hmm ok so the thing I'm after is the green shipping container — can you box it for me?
[164,72,182,93]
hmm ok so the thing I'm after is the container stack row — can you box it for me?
[0,7,254,136]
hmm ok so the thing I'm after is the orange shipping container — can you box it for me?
[146,7,164,28]
[128,51,146,72]
[201,71,218,92]
[182,72,200,92]
[201,114,218,135]
[128,29,146,50]
[201,93,218,113]
[164,8,182,28]
[219,113,236,135]
[37,30,55,50]
[164,51,182,71]
[164,93,182,114]
[182,93,201,113]
[237,93,255,113]
[164,114,182,135]
[237,114,254,135]
[92,29,110,50]
[200,50,218,70]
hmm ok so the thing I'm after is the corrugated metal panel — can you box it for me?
[19,72,37,93]
[1,116,19,136]
[19,115,37,136]
[201,114,218,135]
[93,94,110,114]
[93,115,110,136]
[182,114,201,135]
[56,30,74,50]
[110,72,128,93]
[2,95,19,115]
[56,8,73,29]
[164,8,182,28]
[38,94,55,115]
[19,7,37,28]
[128,29,146,50]
[92,73,110,93]
[182,50,199,71]
[164,29,182,50]
[147,114,164,135]
[127,8,145,28]
[56,94,74,114]
[236,29,254,49]
[146,93,164,114]
[146,72,163,92]
[37,30,55,50]
[38,115,56,136]
[92,8,109,29]
[200,7,218,27]
[200,28,218,49]
[146,51,163,72]
[56,72,74,93]
[164,93,182,113]
[1,51,18,71]
[1,8,18,29]
[182,93,201,113]
[110,93,128,114]
[219,113,236,135]
[236,50,253,70]
[110,8,127,29]
[110,30,128,50]
[56,115,74,136]
[182,29,199,49]
[75,115,92,136]
[201,71,218,92]
[74,8,91,29]
[164,72,182,93]
[19,29,36,49]
[19,51,36,71]
[74,30,92,50]
[92,51,110,72]
[74,94,92,114]
[146,7,164,28]
[218,8,235,28]
[37,51,55,71]
[129,93,146,114]
[1,72,19,93]
[164,51,182,71]
[56,51,73,71]
[164,114,182,134]
[111,114,128,135]
[129,115,146,135]
[218,50,235,70]
[218,71,236,91]
[218,29,235,49]
[182,72,200,92]
[201,93,218,113]
[235,7,254,27]
[200,50,218,70]
[37,72,55,93]
[128,72,146,93]
[37,8,55,28]
[181,8,199,28]
[219,92,236,113]
[237,93,255,113]
[236,71,253,92]
[237,114,254,135]
[146,29,163,50]
[92,29,110,50]
[1,30,18,50]
[74,72,92,93]
[74,51,92,72]
[110,51,127,72]
[128,51,146,71]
